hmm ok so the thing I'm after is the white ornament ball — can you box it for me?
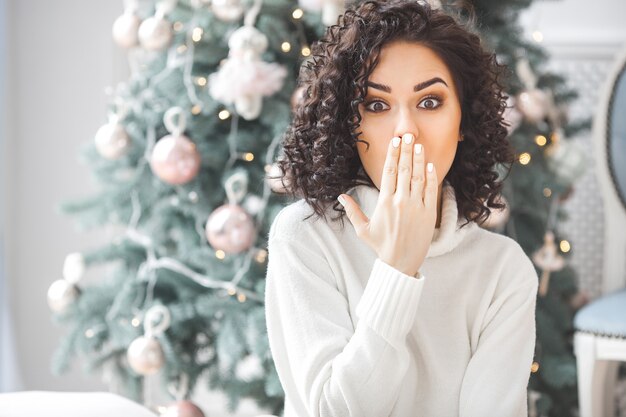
[545,139,588,186]
[228,26,268,55]
[112,12,141,49]
[242,194,264,216]
[127,335,165,375]
[205,204,256,254]
[138,16,173,51]
[516,89,549,124]
[211,0,245,22]
[95,122,131,160]
[149,134,201,185]
[63,252,85,284]
[47,279,80,313]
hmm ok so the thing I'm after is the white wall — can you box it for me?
[5,0,127,393]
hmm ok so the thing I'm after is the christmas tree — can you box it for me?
[49,0,590,415]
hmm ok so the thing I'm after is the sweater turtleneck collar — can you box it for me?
[345,179,478,258]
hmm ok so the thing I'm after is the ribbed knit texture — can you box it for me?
[265,180,539,417]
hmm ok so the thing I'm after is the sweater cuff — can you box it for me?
[355,258,426,345]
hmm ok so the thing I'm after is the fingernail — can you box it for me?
[403,133,413,144]
[414,143,422,154]
[392,137,401,148]
[427,162,433,172]
[337,194,346,206]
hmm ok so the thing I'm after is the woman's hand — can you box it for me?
[338,133,439,277]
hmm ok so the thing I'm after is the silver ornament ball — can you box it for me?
[95,122,131,160]
[127,335,165,375]
[47,279,79,313]
[138,16,173,51]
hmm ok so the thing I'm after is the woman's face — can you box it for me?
[356,41,463,194]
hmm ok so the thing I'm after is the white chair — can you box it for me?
[573,41,626,417]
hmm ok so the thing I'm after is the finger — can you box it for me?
[410,142,425,203]
[338,194,370,238]
[396,133,414,199]
[423,162,438,209]
[380,136,401,199]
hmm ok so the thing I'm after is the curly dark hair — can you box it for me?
[273,0,516,229]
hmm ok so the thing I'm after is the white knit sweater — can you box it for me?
[265,180,539,417]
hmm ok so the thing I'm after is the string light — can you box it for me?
[132,317,141,327]
[227,287,237,296]
[243,152,254,161]
[532,31,544,43]
[535,135,547,146]
[255,249,268,263]
[531,361,540,373]
[215,250,226,260]
[196,76,207,86]
[281,42,292,53]
[176,44,187,54]
[560,240,571,253]
[218,110,231,120]
[543,187,552,198]
[519,152,531,165]
[237,293,247,303]
[292,8,304,19]
[192,27,203,42]
[173,21,184,32]
[301,46,311,56]
[191,105,202,115]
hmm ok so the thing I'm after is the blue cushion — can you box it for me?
[573,288,626,338]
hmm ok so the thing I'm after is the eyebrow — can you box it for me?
[365,77,448,93]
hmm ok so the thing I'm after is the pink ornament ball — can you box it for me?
[161,400,205,417]
[150,134,201,185]
[205,204,255,254]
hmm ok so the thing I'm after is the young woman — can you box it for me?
[265,1,539,416]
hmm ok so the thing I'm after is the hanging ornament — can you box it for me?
[479,194,510,231]
[208,23,287,120]
[160,401,205,417]
[211,0,244,22]
[514,53,550,124]
[160,374,206,417]
[516,88,549,124]
[138,0,177,51]
[532,230,565,297]
[62,252,85,284]
[127,305,170,376]
[544,129,587,188]
[205,171,256,254]
[265,162,291,193]
[112,0,141,48]
[502,94,522,134]
[95,98,132,160]
[150,107,201,185]
[47,279,80,313]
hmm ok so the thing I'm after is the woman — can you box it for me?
[265,1,539,416]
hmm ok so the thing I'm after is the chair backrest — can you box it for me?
[593,41,626,294]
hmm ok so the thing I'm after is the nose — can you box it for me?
[393,107,419,141]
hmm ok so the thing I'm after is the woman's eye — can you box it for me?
[364,96,443,113]
[418,96,443,110]
[364,100,389,113]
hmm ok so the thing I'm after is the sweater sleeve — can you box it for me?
[265,235,426,417]
[458,253,539,417]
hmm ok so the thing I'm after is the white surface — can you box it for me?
[0,391,158,417]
